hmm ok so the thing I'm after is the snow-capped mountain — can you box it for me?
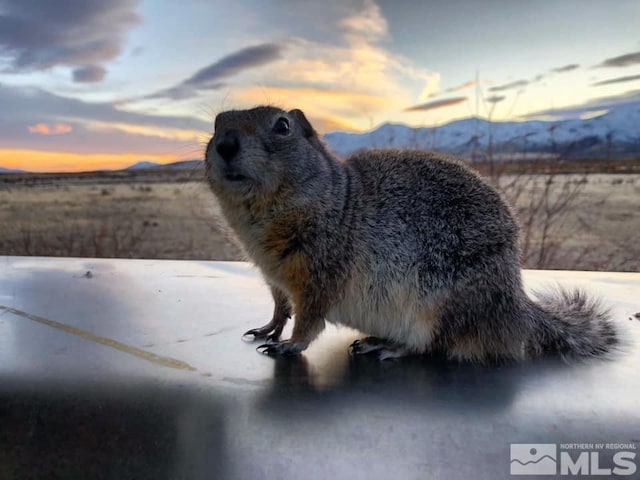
[324,101,640,160]
[0,167,24,174]
[125,160,162,170]
[124,159,203,170]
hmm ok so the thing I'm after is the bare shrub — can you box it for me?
[473,122,637,271]
[411,119,632,271]
[4,219,153,258]
[484,162,588,269]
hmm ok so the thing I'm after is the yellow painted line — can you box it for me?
[0,305,196,371]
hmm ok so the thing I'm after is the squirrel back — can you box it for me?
[205,106,620,361]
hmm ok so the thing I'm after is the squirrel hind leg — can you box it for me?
[350,336,412,360]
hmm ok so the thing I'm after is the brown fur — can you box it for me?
[206,106,620,361]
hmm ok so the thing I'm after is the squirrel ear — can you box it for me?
[289,109,316,138]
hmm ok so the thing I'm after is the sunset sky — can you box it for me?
[1,0,639,172]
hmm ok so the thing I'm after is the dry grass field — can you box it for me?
[0,170,241,261]
[1,163,639,271]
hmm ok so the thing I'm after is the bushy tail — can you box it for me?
[527,288,619,359]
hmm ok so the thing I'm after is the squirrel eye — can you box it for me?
[273,117,290,135]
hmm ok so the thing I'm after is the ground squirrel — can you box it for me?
[204,106,618,361]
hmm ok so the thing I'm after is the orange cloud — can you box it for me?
[233,86,400,132]
[0,149,179,173]
[27,123,73,135]
[311,116,360,133]
[218,1,438,130]
[446,80,477,93]
[86,122,206,141]
[282,37,423,98]
[418,74,441,101]
[340,0,388,41]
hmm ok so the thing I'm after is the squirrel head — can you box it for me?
[205,106,330,203]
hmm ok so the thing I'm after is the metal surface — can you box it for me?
[0,256,639,479]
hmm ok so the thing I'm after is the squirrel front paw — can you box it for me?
[242,326,281,343]
[256,340,306,356]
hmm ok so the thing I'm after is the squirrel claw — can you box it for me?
[241,331,258,342]
[242,326,276,342]
[349,336,386,355]
[266,332,281,343]
[256,341,303,356]
[350,337,409,360]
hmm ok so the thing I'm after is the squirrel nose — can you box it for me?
[215,129,240,163]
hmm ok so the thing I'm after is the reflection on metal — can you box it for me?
[0,257,638,479]
[0,305,196,371]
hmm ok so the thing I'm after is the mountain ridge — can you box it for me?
[0,167,25,174]
[325,100,640,159]
[2,101,638,174]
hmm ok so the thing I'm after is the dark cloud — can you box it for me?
[146,43,283,100]
[72,65,107,83]
[0,83,213,156]
[551,64,579,73]
[149,82,227,101]
[598,51,640,68]
[186,44,282,86]
[521,90,640,120]
[0,0,139,81]
[0,82,210,134]
[485,95,505,104]
[488,80,529,92]
[404,97,467,112]
[591,74,640,87]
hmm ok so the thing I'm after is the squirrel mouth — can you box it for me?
[223,171,247,182]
